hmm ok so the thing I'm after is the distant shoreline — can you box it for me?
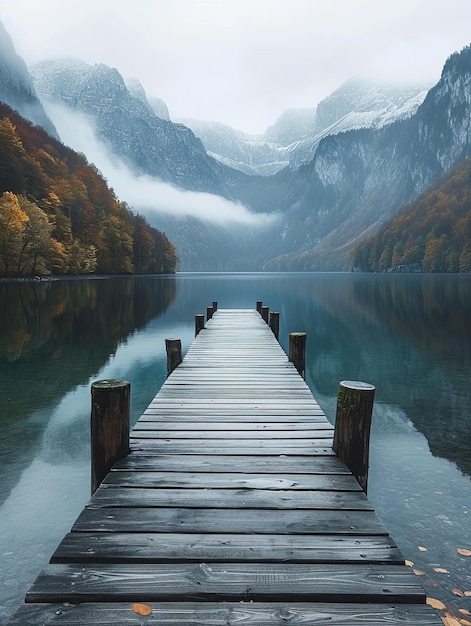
[0,273,176,284]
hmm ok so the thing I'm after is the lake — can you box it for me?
[0,272,470,622]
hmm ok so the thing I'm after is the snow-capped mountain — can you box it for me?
[0,20,57,138]
[177,118,290,176]
[287,79,431,168]
[181,79,430,176]
[2,14,471,273]
[30,58,235,195]
[124,77,170,121]
[259,47,471,270]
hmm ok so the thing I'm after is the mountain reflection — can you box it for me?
[304,274,471,477]
[0,276,176,501]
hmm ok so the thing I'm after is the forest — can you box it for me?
[0,102,177,277]
[351,157,471,273]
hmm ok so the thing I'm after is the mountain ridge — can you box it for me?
[0,20,57,138]
[2,17,471,273]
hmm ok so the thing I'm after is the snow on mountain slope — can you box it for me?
[0,19,57,137]
[181,79,430,175]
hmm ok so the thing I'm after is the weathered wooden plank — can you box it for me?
[129,441,335,454]
[51,532,402,564]
[159,388,312,394]
[112,453,346,473]
[88,487,372,510]
[131,429,334,439]
[142,408,325,418]
[26,562,426,604]
[100,471,360,491]
[73,507,389,535]
[133,421,333,431]
[147,399,321,405]
[6,601,445,625]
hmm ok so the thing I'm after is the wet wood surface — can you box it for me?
[7,309,441,624]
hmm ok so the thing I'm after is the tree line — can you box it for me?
[351,158,471,273]
[0,102,177,277]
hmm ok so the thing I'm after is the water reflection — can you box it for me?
[0,273,470,623]
[0,277,176,504]
[297,274,471,477]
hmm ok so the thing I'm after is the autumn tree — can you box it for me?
[0,192,29,275]
[16,196,53,275]
[0,103,177,277]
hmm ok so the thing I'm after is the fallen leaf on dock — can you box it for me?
[405,559,414,567]
[413,568,425,575]
[132,603,152,616]
[457,548,471,556]
[464,591,471,596]
[433,567,449,573]
[418,546,428,552]
[427,597,446,610]
[452,589,465,597]
[440,616,461,626]
[459,609,471,616]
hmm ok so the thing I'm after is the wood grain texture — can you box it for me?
[51,532,402,564]
[27,562,425,603]
[7,601,445,625]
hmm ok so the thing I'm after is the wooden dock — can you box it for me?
[7,309,441,624]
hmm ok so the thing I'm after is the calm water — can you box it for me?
[0,272,470,622]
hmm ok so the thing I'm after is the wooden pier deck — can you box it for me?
[7,309,441,624]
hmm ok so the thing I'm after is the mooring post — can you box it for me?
[261,305,269,323]
[206,301,218,321]
[90,379,130,495]
[256,301,263,314]
[166,338,182,376]
[269,311,280,340]
[333,380,375,494]
[289,332,307,379]
[195,314,205,336]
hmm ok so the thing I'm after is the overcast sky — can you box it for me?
[2,0,471,134]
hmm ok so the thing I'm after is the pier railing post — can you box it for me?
[256,301,263,315]
[333,380,375,493]
[289,332,306,379]
[261,305,269,323]
[166,338,182,376]
[269,312,280,340]
[195,314,205,336]
[90,379,130,495]
[206,301,218,321]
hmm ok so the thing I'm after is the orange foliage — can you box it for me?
[0,102,177,276]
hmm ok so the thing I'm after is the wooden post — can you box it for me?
[289,332,306,379]
[165,338,182,376]
[90,379,130,495]
[333,380,375,494]
[269,311,280,340]
[256,301,263,314]
[195,314,205,336]
[207,301,218,321]
[261,305,269,323]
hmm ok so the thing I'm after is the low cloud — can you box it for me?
[41,100,276,228]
